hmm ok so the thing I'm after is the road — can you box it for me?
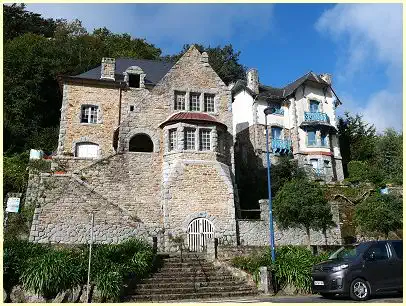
[172,292,403,303]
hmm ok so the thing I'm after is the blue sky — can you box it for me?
[25,3,403,132]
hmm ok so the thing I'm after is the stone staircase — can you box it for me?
[125,253,258,302]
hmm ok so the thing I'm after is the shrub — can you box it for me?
[347,161,368,184]
[231,246,329,294]
[20,249,83,300]
[94,264,124,302]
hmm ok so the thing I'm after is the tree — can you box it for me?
[270,156,306,197]
[163,43,246,85]
[273,178,333,248]
[337,112,376,177]
[355,193,402,239]
[374,129,403,185]
[3,4,58,41]
[3,152,30,197]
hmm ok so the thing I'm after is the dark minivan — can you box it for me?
[312,240,402,301]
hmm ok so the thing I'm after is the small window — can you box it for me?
[321,132,328,147]
[129,74,140,88]
[184,128,196,150]
[324,160,330,167]
[365,243,389,261]
[76,142,99,158]
[308,130,316,146]
[309,100,319,113]
[81,105,98,124]
[271,127,282,140]
[204,94,215,112]
[310,159,318,169]
[130,105,135,112]
[392,241,403,259]
[190,93,200,111]
[175,92,186,110]
[168,129,177,151]
[199,129,211,151]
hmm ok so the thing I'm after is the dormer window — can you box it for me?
[129,74,140,88]
[309,100,320,113]
[81,105,98,124]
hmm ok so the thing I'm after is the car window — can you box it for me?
[392,241,403,259]
[365,243,389,260]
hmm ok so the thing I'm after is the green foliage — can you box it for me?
[94,265,124,302]
[374,128,403,185]
[231,246,329,293]
[347,161,368,183]
[273,179,333,246]
[3,4,57,41]
[3,152,29,195]
[163,43,246,85]
[28,159,52,173]
[3,239,48,295]
[21,249,82,299]
[271,157,306,197]
[355,193,403,238]
[3,238,153,301]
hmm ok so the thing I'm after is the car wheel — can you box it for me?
[350,278,370,301]
[320,293,336,299]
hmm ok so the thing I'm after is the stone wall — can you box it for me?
[29,173,163,245]
[237,200,342,246]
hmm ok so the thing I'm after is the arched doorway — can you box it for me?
[129,133,153,152]
[187,218,214,252]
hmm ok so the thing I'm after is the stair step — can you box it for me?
[159,262,213,268]
[135,284,256,295]
[147,271,224,278]
[141,275,237,284]
[137,280,246,289]
[128,289,258,301]
[156,266,216,272]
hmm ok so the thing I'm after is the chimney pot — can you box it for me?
[247,68,259,94]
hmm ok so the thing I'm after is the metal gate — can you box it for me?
[187,218,214,252]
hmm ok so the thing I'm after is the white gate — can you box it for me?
[187,218,214,252]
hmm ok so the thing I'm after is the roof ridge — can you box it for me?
[116,57,175,64]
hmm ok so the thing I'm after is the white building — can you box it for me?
[232,69,344,184]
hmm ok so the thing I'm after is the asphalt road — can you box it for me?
[173,292,403,303]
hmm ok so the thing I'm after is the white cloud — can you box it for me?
[25,4,274,54]
[316,4,402,132]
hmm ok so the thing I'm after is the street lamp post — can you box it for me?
[264,107,276,262]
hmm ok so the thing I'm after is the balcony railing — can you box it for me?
[271,138,291,153]
[270,108,284,116]
[313,168,325,177]
[304,112,329,123]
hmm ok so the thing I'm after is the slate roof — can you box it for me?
[160,112,226,129]
[232,71,338,103]
[74,58,175,85]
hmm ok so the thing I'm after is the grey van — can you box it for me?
[312,240,402,301]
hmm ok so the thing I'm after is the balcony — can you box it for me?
[271,138,291,153]
[304,112,329,123]
[270,108,284,116]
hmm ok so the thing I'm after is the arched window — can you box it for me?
[129,134,153,152]
[75,142,99,158]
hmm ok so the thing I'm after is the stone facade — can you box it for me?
[29,46,237,251]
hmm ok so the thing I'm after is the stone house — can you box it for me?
[26,46,343,251]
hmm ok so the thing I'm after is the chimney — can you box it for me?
[319,73,332,86]
[201,52,209,64]
[101,57,116,80]
[247,68,259,94]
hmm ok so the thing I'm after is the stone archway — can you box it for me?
[129,133,153,152]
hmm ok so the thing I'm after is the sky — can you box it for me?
[25,3,403,132]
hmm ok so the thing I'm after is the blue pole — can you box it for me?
[265,115,276,263]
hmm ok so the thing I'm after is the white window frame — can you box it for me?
[168,129,177,152]
[175,91,186,111]
[184,128,196,150]
[199,129,211,151]
[81,105,99,124]
[190,93,201,111]
[204,94,215,113]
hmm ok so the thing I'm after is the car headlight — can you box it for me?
[332,264,349,272]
